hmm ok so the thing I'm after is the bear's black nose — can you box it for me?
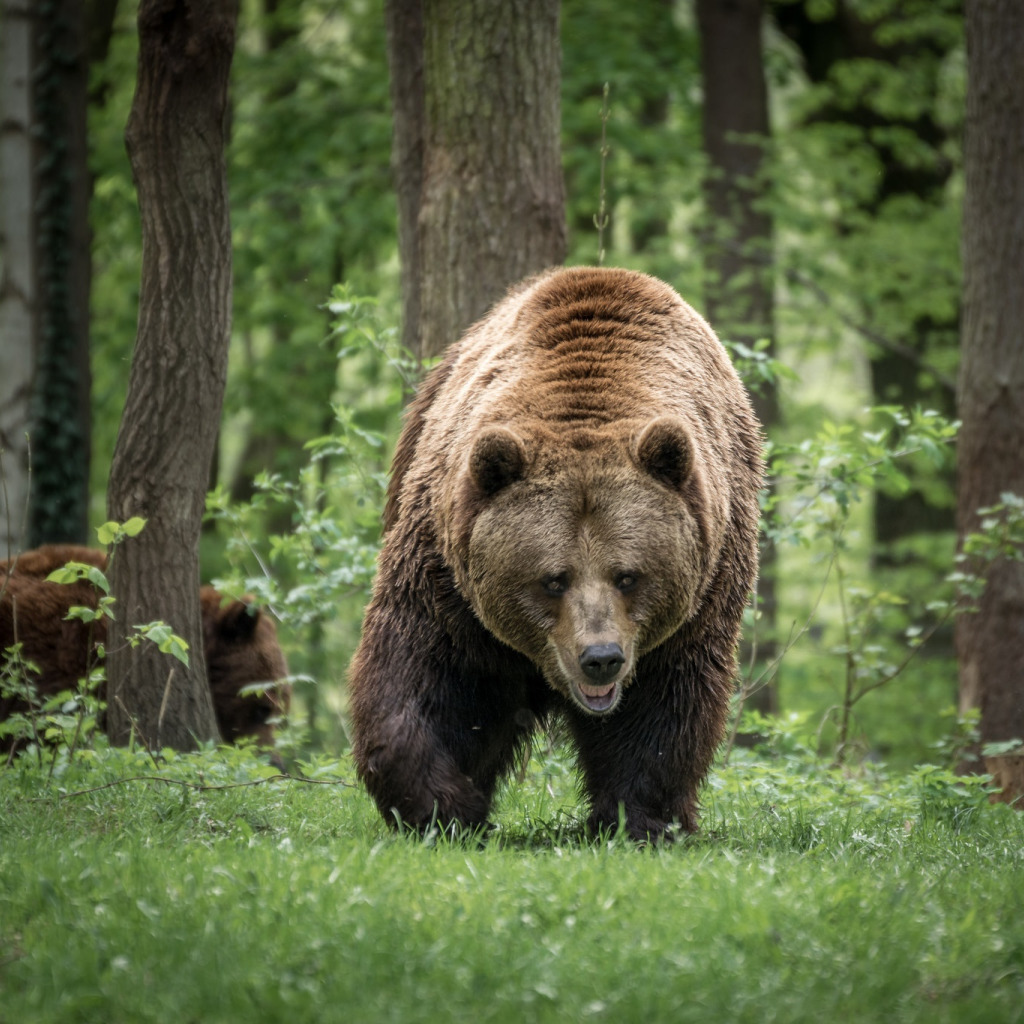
[579,643,625,682]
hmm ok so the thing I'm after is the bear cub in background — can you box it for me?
[349,267,763,841]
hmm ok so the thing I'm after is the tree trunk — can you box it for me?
[0,0,36,558]
[956,0,1024,801]
[28,0,92,547]
[697,0,777,717]
[629,0,674,259]
[416,0,567,359]
[1,0,113,557]
[85,0,121,100]
[105,0,238,750]
[385,0,426,361]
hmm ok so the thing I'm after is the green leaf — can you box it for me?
[96,517,147,545]
[122,517,147,537]
[65,606,100,623]
[981,739,1024,758]
[133,622,190,668]
[45,566,80,586]
[45,562,110,595]
[96,522,119,545]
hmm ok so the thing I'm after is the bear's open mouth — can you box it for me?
[576,680,619,713]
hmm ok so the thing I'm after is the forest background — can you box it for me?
[7,5,1024,1018]
[1,0,1019,776]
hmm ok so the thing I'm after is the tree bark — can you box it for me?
[628,1,675,258]
[385,0,426,362]
[27,0,92,547]
[956,0,1024,801]
[0,0,36,558]
[105,0,238,750]
[697,0,777,717]
[416,0,567,359]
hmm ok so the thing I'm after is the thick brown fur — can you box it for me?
[0,545,290,751]
[349,267,764,841]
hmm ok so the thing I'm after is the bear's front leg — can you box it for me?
[349,592,543,834]
[355,704,493,833]
[567,646,732,842]
[349,632,493,832]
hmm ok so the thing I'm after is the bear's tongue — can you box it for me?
[578,681,616,712]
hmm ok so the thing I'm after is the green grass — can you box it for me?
[2,742,1023,1023]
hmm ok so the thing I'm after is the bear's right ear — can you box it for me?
[218,599,260,643]
[633,417,693,491]
[469,427,528,496]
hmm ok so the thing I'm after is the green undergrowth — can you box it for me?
[2,741,1023,1023]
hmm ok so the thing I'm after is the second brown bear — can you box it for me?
[1,545,290,751]
[349,267,763,841]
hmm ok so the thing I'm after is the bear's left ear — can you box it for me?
[469,426,528,496]
[218,599,260,642]
[632,417,693,491]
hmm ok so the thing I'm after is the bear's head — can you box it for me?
[449,417,726,716]
[200,589,291,748]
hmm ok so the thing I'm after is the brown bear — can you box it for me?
[348,266,763,841]
[0,545,290,751]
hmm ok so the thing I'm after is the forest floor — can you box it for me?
[1,737,1023,1023]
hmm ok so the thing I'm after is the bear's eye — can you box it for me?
[541,574,569,597]
[615,572,639,594]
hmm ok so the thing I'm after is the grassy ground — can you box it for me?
[2,740,1023,1023]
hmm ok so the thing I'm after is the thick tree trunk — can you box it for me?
[0,0,36,558]
[106,0,238,750]
[416,0,567,359]
[956,0,1024,801]
[28,0,92,547]
[697,0,777,717]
